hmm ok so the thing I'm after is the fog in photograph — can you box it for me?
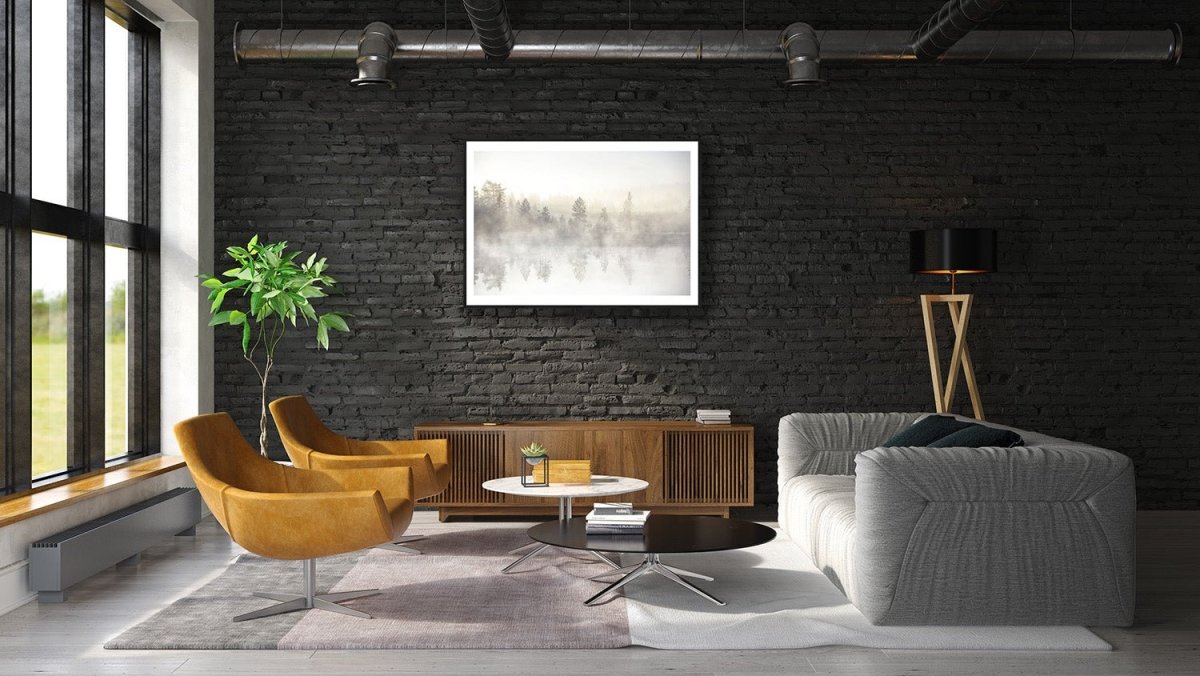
[471,149,693,300]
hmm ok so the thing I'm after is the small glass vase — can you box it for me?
[521,454,549,487]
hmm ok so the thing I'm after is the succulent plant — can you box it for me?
[520,442,548,457]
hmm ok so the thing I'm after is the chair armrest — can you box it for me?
[777,412,922,490]
[305,449,430,474]
[221,487,393,560]
[852,444,1136,625]
[366,439,449,467]
[316,465,415,502]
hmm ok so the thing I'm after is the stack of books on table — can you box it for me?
[696,409,732,425]
[585,502,650,535]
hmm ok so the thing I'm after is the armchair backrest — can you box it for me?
[173,412,289,528]
[269,395,351,467]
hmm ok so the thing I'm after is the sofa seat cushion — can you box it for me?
[780,474,858,599]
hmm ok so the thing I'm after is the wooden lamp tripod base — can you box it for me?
[919,293,985,420]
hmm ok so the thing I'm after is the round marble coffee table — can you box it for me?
[482,475,649,573]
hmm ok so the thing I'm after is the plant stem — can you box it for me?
[259,352,272,457]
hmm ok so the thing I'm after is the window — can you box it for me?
[1,1,160,493]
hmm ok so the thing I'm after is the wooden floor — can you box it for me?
[1,510,1197,675]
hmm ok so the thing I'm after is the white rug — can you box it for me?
[623,536,1110,650]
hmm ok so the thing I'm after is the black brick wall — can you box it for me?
[213,1,1200,509]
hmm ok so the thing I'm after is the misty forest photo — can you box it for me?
[466,142,698,305]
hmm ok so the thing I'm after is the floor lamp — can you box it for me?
[909,228,997,421]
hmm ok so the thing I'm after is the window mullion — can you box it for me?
[140,27,159,457]
[65,0,105,475]
[128,24,161,460]
[3,0,35,494]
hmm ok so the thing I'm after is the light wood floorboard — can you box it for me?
[0,510,1195,675]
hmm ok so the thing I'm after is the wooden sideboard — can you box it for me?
[414,420,755,520]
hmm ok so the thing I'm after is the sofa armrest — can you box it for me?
[853,444,1136,626]
[777,413,922,491]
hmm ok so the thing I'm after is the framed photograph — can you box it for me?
[466,140,699,306]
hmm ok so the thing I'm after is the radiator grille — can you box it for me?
[416,430,504,504]
[663,430,752,504]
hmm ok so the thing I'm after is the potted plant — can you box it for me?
[520,442,549,487]
[200,236,349,456]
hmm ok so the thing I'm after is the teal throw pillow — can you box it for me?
[927,425,1023,448]
[881,415,975,447]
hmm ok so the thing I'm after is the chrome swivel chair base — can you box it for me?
[234,558,378,622]
[585,554,724,607]
[377,535,426,555]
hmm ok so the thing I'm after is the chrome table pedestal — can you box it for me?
[585,554,724,606]
[501,495,620,572]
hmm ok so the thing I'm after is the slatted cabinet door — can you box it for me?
[662,430,753,506]
[414,429,505,506]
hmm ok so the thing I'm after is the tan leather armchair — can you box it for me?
[269,395,450,554]
[174,412,415,622]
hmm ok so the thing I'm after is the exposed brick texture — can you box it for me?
[214,1,1200,509]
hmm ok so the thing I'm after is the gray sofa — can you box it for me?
[777,412,1135,626]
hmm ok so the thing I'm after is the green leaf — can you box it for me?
[201,277,222,289]
[247,235,259,250]
[250,291,264,317]
[322,313,349,333]
[228,310,247,326]
[241,321,251,354]
[210,288,228,314]
[316,322,329,349]
[208,310,232,326]
[299,302,317,322]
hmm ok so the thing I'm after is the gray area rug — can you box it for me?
[107,527,628,650]
[107,525,1109,651]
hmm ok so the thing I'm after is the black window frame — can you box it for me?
[0,0,160,494]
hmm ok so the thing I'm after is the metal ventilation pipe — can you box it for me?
[781,23,821,86]
[350,21,398,87]
[912,0,1010,61]
[233,27,1183,67]
[462,0,514,61]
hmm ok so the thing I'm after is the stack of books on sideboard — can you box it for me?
[695,409,731,425]
[585,502,650,535]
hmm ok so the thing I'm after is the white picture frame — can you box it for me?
[466,140,699,306]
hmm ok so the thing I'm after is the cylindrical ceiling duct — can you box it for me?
[350,21,398,87]
[781,23,821,86]
[912,0,1010,61]
[462,0,514,61]
[233,27,1183,66]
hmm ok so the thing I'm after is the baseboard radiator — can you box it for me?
[28,487,202,602]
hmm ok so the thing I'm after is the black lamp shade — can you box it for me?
[909,228,997,275]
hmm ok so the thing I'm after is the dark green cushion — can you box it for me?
[927,425,1023,448]
[881,415,975,447]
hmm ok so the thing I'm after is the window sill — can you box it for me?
[0,455,187,528]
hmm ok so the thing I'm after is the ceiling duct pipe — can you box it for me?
[781,23,821,86]
[233,27,1182,67]
[912,0,1009,61]
[350,21,398,87]
[462,0,514,61]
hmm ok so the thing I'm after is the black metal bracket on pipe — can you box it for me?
[912,0,1010,61]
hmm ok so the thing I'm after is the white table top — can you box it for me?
[481,475,649,499]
